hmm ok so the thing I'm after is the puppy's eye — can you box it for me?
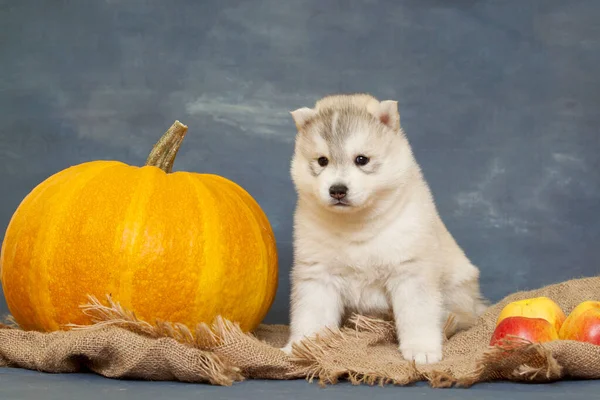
[355,155,370,166]
[317,157,329,167]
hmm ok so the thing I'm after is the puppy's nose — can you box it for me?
[329,184,348,200]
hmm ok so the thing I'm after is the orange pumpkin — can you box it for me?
[0,121,278,333]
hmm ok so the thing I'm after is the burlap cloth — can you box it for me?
[1,276,599,387]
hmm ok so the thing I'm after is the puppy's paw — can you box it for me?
[400,347,442,364]
[280,342,294,355]
[400,341,443,364]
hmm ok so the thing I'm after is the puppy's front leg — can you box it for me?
[387,271,444,364]
[282,276,343,354]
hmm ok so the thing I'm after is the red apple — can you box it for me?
[490,316,559,346]
[559,301,600,345]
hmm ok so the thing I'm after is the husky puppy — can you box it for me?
[282,93,487,364]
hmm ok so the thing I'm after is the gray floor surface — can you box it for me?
[1,368,599,400]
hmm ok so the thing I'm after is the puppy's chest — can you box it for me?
[327,244,394,314]
[316,236,400,280]
[303,233,404,314]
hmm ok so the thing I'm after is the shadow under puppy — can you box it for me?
[282,93,488,364]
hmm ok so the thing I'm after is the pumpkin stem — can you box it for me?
[145,120,189,173]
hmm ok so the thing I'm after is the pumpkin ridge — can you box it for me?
[0,175,66,280]
[113,166,163,308]
[207,175,266,323]
[1,162,109,328]
[131,170,207,326]
[195,175,275,331]
[29,162,124,331]
[201,175,277,326]
[45,163,138,327]
[185,174,226,325]
[206,174,279,318]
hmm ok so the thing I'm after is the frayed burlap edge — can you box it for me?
[70,295,569,388]
[67,296,430,386]
[67,295,301,382]
[454,337,563,387]
[68,294,224,349]
[284,314,461,388]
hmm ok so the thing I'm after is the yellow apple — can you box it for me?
[496,296,566,333]
[559,301,600,345]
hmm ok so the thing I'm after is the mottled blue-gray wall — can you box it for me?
[1,0,599,324]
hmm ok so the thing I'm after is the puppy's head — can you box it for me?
[290,94,415,213]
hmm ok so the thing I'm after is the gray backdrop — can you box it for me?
[1,0,599,326]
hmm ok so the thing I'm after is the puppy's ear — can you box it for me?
[290,107,317,130]
[374,100,400,131]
